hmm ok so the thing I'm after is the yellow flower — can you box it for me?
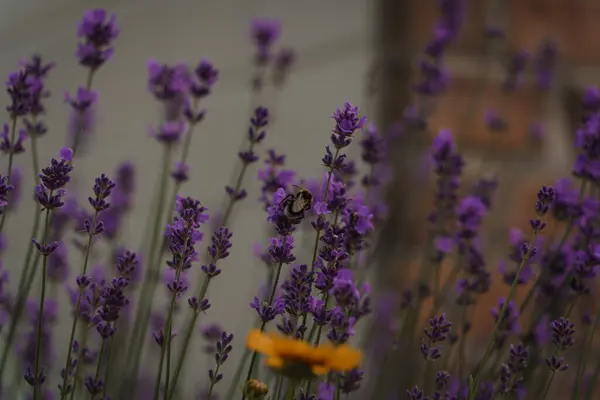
[245,329,362,378]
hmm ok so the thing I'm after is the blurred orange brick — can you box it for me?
[426,78,544,154]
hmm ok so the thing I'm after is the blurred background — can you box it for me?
[1,0,599,397]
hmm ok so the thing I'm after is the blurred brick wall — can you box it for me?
[400,0,600,339]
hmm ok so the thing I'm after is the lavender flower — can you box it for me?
[497,342,529,395]
[421,313,452,361]
[206,331,233,396]
[250,18,281,65]
[76,9,119,70]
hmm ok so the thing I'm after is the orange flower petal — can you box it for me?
[265,356,284,369]
[246,329,275,356]
[328,346,362,371]
[311,365,330,376]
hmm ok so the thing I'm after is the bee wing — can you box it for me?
[291,196,309,213]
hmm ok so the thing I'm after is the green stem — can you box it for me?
[71,70,95,158]
[274,376,284,400]
[585,350,600,400]
[155,258,185,400]
[221,141,256,226]
[575,302,600,399]
[102,338,113,398]
[168,275,212,399]
[519,220,574,315]
[225,348,252,400]
[127,144,172,385]
[0,135,42,385]
[540,372,555,400]
[300,149,339,333]
[93,339,106,391]
[60,211,99,399]
[68,325,90,400]
[0,116,19,233]
[457,304,468,388]
[468,231,538,400]
[285,379,298,400]
[241,236,288,400]
[33,206,51,400]
[206,362,222,398]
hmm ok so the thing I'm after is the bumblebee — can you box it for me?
[281,185,313,224]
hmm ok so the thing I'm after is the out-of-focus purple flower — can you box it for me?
[535,39,558,91]
[490,298,520,348]
[6,70,44,117]
[456,196,487,241]
[257,149,296,207]
[317,382,335,400]
[484,109,507,132]
[250,18,281,65]
[272,47,295,88]
[21,54,55,79]
[76,9,119,69]
[0,124,27,155]
[415,60,450,96]
[0,175,13,215]
[48,242,69,284]
[200,323,223,354]
[504,50,528,91]
[147,59,191,102]
[421,313,452,361]
[497,343,529,396]
[190,58,218,99]
[429,130,464,226]
[151,120,187,145]
[552,178,581,222]
[171,162,189,183]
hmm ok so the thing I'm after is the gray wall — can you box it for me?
[0,0,373,396]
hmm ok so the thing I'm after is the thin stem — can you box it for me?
[0,116,19,233]
[60,211,99,399]
[301,149,340,332]
[68,325,91,400]
[127,144,172,383]
[102,338,113,398]
[225,347,252,400]
[0,135,42,384]
[70,69,95,157]
[457,304,468,385]
[241,236,288,400]
[206,362,222,399]
[585,351,600,400]
[575,303,600,399]
[157,100,203,259]
[168,275,212,399]
[468,231,538,400]
[155,261,185,400]
[93,339,106,385]
[33,206,51,400]
[540,372,555,400]
[285,379,298,400]
[519,221,574,315]
[221,142,256,226]
[274,376,284,400]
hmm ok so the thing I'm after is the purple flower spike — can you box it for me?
[76,9,119,70]
[251,18,281,65]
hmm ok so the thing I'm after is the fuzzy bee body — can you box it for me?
[281,187,313,225]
